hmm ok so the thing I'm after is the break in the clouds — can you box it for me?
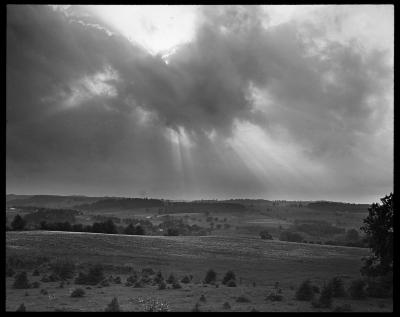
[6,5,393,203]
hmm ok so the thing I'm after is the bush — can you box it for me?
[280,230,303,242]
[133,280,144,288]
[100,279,110,287]
[153,271,164,284]
[366,277,392,298]
[40,289,48,295]
[11,214,26,231]
[126,273,138,285]
[226,279,237,287]
[348,279,367,300]
[105,297,121,312]
[142,267,155,277]
[236,295,251,303]
[266,292,283,301]
[113,276,121,284]
[181,275,191,284]
[172,281,182,289]
[329,277,346,298]
[192,302,201,312]
[260,230,273,240]
[296,279,314,301]
[204,269,217,284]
[166,273,177,284]
[6,267,15,277]
[16,303,26,312]
[32,269,40,276]
[312,283,333,308]
[30,281,40,289]
[13,271,30,289]
[49,258,75,280]
[41,275,51,283]
[333,304,352,312]
[70,288,85,298]
[222,270,236,285]
[223,302,231,309]
[74,264,104,285]
[199,294,206,302]
[158,281,167,290]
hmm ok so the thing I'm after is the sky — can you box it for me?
[6,5,393,203]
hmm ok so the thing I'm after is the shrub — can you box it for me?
[333,304,352,312]
[266,292,283,301]
[181,275,191,284]
[199,294,206,302]
[296,279,314,301]
[6,267,15,277]
[192,302,201,312]
[153,271,164,284]
[70,288,85,298]
[236,295,251,303]
[142,267,155,276]
[75,264,104,285]
[100,279,110,287]
[166,273,177,284]
[204,269,217,284]
[49,258,75,280]
[32,269,40,276]
[279,230,303,242]
[260,230,273,240]
[226,279,237,287]
[223,302,231,309]
[41,275,51,283]
[329,277,346,297]
[16,303,26,312]
[312,285,320,294]
[158,281,167,290]
[126,273,138,285]
[11,214,26,231]
[366,276,392,298]
[40,289,48,295]
[172,281,182,289]
[30,281,40,289]
[13,271,30,289]
[105,297,121,312]
[133,280,144,288]
[312,283,333,308]
[48,272,61,282]
[222,270,236,285]
[141,275,152,285]
[348,279,367,300]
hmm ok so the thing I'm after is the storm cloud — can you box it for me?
[6,5,393,202]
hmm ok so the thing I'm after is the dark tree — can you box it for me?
[346,228,360,242]
[124,223,136,235]
[360,193,393,277]
[134,225,145,235]
[11,214,26,231]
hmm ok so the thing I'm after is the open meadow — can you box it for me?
[6,230,392,312]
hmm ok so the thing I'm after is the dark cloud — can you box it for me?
[6,5,393,201]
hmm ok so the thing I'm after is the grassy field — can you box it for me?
[6,231,392,312]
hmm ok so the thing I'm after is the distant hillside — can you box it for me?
[6,195,102,209]
[75,197,164,211]
[307,201,369,213]
[163,201,246,214]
